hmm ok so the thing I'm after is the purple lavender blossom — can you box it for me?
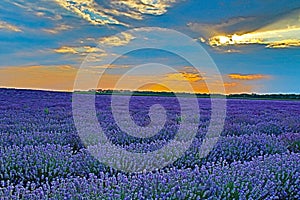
[0,89,299,199]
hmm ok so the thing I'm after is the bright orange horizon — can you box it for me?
[0,65,259,94]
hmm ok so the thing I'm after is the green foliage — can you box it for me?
[44,107,49,115]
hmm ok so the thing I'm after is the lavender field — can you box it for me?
[0,88,300,199]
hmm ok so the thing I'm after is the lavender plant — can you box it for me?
[0,89,299,199]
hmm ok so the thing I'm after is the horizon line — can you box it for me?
[1,87,300,96]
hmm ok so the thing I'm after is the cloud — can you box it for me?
[99,32,135,46]
[78,32,135,49]
[164,66,205,82]
[54,0,127,26]
[265,39,300,48]
[53,0,179,27]
[35,11,63,21]
[53,45,120,63]
[90,4,143,21]
[6,0,63,21]
[0,21,22,32]
[205,9,300,48]
[42,24,72,34]
[53,45,114,64]
[228,73,270,80]
[212,47,242,53]
[188,17,252,37]
[91,64,130,69]
[54,45,104,54]
[110,0,178,16]
[165,73,203,82]
[208,27,300,48]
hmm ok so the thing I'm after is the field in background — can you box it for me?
[0,89,299,199]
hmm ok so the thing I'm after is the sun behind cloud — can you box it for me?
[204,9,300,48]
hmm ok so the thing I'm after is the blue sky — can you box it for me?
[0,0,300,93]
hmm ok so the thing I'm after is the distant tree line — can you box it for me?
[2,88,299,100]
[91,89,300,100]
[227,93,300,100]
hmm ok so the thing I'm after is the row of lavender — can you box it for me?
[2,153,299,199]
[0,89,299,199]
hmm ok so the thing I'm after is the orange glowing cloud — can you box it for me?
[165,73,204,82]
[165,66,205,83]
[228,73,270,80]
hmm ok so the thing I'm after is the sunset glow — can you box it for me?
[1,1,300,93]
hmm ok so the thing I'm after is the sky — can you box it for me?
[0,0,300,94]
